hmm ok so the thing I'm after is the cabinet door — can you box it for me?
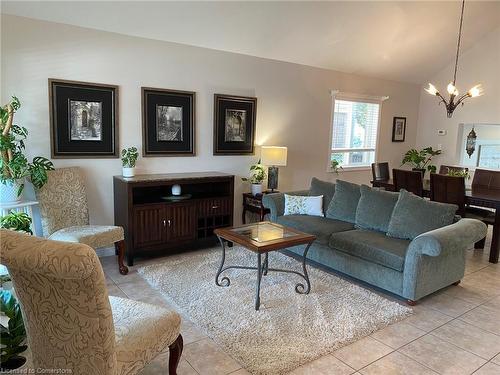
[133,204,166,248]
[166,203,196,242]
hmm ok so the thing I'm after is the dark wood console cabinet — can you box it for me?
[113,172,234,266]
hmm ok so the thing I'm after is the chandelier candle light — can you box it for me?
[425,0,483,118]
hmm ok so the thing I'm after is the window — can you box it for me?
[329,93,384,170]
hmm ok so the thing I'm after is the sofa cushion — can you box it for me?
[387,189,458,240]
[277,215,354,245]
[329,229,410,272]
[355,185,399,233]
[326,180,361,223]
[309,178,335,212]
[284,194,324,217]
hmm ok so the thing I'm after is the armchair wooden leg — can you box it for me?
[115,240,129,275]
[168,334,183,375]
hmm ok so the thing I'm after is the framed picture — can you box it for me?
[214,94,257,155]
[392,117,406,142]
[142,87,195,156]
[49,79,118,158]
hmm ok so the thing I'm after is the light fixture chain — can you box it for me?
[453,0,466,85]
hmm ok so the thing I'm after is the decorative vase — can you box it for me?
[251,183,263,196]
[122,167,135,178]
[171,184,182,196]
[0,355,27,370]
[0,179,23,204]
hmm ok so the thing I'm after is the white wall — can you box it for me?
[416,26,500,167]
[1,15,421,225]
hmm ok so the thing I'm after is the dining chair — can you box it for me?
[393,169,424,197]
[472,168,500,189]
[469,169,498,248]
[0,229,183,375]
[439,165,469,175]
[430,173,466,216]
[35,167,128,275]
[371,162,390,181]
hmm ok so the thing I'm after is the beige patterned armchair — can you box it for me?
[0,229,183,375]
[35,167,128,275]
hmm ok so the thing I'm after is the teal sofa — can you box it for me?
[262,179,487,304]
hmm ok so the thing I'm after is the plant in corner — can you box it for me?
[121,147,139,178]
[242,161,266,196]
[0,289,28,370]
[401,147,442,175]
[0,96,54,203]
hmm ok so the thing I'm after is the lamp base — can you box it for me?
[267,166,279,191]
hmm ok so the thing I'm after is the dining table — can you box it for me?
[371,179,500,264]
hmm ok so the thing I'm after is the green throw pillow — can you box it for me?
[387,189,458,240]
[355,185,399,233]
[309,177,335,212]
[326,180,361,223]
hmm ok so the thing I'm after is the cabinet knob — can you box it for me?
[168,219,172,227]
[163,219,166,227]
[212,205,219,209]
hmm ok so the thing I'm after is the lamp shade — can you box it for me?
[261,146,287,166]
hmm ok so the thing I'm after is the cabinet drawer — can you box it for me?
[198,197,232,216]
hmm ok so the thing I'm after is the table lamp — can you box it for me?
[261,146,287,192]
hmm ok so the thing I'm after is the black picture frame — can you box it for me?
[392,117,406,142]
[142,87,195,156]
[49,79,119,158]
[213,94,257,155]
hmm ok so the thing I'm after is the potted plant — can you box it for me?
[331,159,343,174]
[242,161,266,196]
[0,97,54,203]
[0,289,27,370]
[121,147,139,178]
[0,211,33,234]
[446,168,471,179]
[401,147,442,175]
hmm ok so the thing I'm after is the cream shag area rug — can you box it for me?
[138,247,411,374]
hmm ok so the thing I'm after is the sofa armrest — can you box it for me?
[402,218,487,301]
[262,190,309,221]
[407,218,487,258]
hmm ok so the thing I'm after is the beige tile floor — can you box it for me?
[100,229,500,375]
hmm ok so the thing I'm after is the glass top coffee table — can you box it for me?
[214,222,316,310]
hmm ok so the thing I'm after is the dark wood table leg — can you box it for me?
[489,206,500,263]
[168,334,183,375]
[115,240,129,275]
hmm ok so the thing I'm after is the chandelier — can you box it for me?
[425,0,483,118]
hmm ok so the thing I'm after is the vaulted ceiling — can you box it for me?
[2,1,500,84]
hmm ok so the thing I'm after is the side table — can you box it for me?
[242,192,272,224]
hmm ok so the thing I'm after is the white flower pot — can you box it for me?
[122,167,135,178]
[251,183,263,196]
[0,179,24,204]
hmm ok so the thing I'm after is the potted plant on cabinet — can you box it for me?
[0,97,54,203]
[401,147,442,176]
[121,147,139,178]
[331,159,343,174]
[242,161,267,196]
[0,211,33,234]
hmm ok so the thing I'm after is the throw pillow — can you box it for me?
[387,189,458,240]
[355,185,399,233]
[309,177,335,212]
[325,180,361,223]
[284,194,324,217]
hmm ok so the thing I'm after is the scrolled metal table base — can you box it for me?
[215,236,313,310]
